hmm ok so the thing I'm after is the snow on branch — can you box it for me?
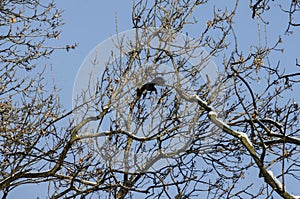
[174,87,297,199]
[267,170,283,191]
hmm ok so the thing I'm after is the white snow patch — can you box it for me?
[238,132,253,147]
[267,170,282,190]
[208,111,218,118]
[291,195,300,199]
[193,94,208,105]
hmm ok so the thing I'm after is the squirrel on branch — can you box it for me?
[136,77,165,99]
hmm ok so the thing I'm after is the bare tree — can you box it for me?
[0,0,76,198]
[1,0,300,199]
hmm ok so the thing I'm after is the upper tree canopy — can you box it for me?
[1,1,300,199]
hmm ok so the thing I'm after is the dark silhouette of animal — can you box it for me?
[136,77,165,99]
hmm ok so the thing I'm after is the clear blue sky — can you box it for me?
[50,1,132,110]
[50,0,299,110]
[9,1,132,198]
[8,1,300,198]
[47,0,300,108]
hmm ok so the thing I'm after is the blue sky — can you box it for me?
[50,1,132,110]
[8,1,133,198]
[50,0,299,110]
[7,0,300,198]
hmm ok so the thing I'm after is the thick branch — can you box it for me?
[178,89,296,199]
